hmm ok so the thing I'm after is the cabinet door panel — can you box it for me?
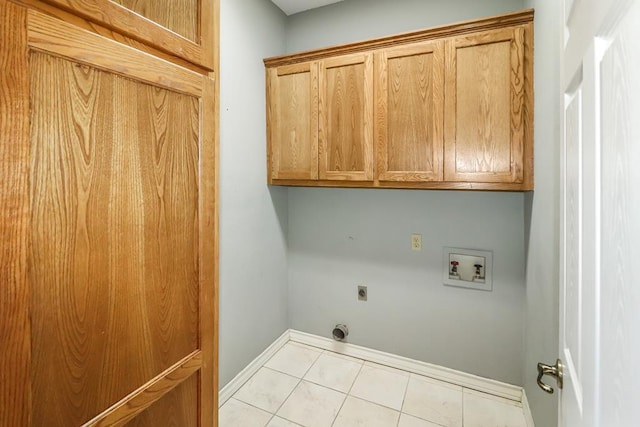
[376,42,444,182]
[268,62,318,181]
[320,53,373,181]
[1,7,217,425]
[36,0,214,68]
[444,26,526,183]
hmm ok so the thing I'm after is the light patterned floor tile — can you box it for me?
[276,380,346,427]
[227,339,528,427]
[363,361,411,376]
[265,343,323,378]
[303,352,363,392]
[333,396,399,427]
[219,398,271,427]
[398,413,443,427]
[349,363,409,410]
[234,367,300,413]
[463,389,527,427]
[402,375,462,427]
[266,416,303,427]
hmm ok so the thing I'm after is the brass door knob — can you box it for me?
[537,358,563,394]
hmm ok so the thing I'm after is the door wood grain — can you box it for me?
[0,4,217,425]
[0,2,31,425]
[34,0,214,69]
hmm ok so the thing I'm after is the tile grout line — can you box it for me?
[231,341,320,427]
[329,357,367,427]
[396,373,411,427]
[267,343,323,427]
[224,397,274,423]
[462,387,465,427]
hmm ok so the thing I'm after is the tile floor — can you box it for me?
[219,342,528,427]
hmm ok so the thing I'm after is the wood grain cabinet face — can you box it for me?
[36,0,214,68]
[319,53,374,181]
[444,26,528,184]
[268,62,319,181]
[263,10,533,191]
[1,4,216,425]
[375,42,445,182]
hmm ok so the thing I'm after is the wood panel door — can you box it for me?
[319,52,374,181]
[267,62,318,182]
[375,41,444,182]
[22,0,215,69]
[444,25,532,186]
[1,3,217,426]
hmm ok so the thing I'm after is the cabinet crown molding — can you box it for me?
[264,8,533,67]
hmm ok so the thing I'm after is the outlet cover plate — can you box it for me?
[358,285,367,301]
[411,234,422,251]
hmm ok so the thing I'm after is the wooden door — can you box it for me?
[319,52,373,181]
[444,25,532,186]
[19,0,215,69]
[556,0,640,425]
[1,4,217,426]
[267,62,318,182]
[375,41,444,182]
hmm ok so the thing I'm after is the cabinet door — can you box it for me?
[1,5,216,425]
[376,42,444,182]
[319,52,374,181]
[31,0,214,68]
[267,62,318,181]
[444,26,527,184]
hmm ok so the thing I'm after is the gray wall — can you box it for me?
[288,189,526,385]
[523,0,560,424]
[219,0,288,388]
[286,0,525,52]
[283,0,528,387]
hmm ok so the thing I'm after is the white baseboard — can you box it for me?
[219,328,527,408]
[218,329,290,406]
[288,329,523,402]
[521,389,536,427]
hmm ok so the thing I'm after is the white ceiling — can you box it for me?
[270,0,344,16]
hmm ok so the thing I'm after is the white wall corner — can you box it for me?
[521,388,537,427]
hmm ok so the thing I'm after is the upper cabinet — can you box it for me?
[267,61,318,180]
[376,41,445,183]
[25,0,215,68]
[444,26,530,187]
[319,52,374,181]
[265,9,534,191]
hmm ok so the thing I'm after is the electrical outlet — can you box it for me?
[358,285,367,301]
[411,234,422,251]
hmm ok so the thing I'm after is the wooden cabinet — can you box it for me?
[264,9,533,191]
[319,52,374,181]
[267,61,318,180]
[1,0,218,425]
[444,26,530,187]
[376,41,444,182]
